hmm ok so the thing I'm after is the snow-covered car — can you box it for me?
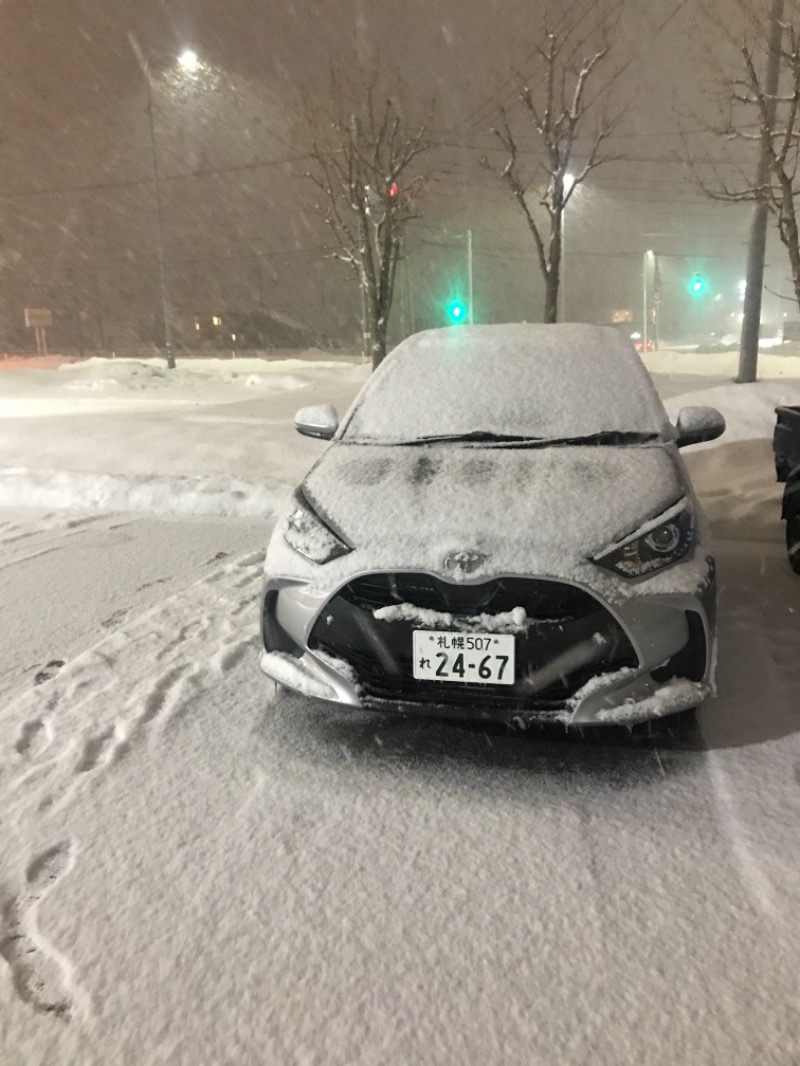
[259,323,725,726]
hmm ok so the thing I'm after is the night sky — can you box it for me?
[0,0,775,350]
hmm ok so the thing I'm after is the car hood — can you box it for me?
[288,441,692,593]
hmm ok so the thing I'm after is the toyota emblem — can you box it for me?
[443,550,486,574]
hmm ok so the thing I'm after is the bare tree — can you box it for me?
[689,2,800,315]
[482,16,624,323]
[302,78,434,369]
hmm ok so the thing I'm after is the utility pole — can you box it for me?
[739,0,783,383]
[653,255,661,351]
[257,254,265,308]
[642,251,651,353]
[467,229,474,324]
[144,66,175,369]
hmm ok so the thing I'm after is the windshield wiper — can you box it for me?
[536,431,661,446]
[400,430,545,446]
[398,430,660,447]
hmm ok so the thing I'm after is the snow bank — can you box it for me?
[643,347,800,378]
[0,467,288,518]
[0,355,363,417]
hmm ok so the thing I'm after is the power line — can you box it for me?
[0,154,309,203]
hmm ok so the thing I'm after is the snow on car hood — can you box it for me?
[265,440,707,599]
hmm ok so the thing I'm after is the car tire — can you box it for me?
[776,459,791,483]
[787,514,800,574]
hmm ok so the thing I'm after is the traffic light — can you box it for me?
[446,300,466,323]
[689,272,705,295]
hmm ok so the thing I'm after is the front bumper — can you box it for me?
[259,566,716,726]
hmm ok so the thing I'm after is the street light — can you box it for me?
[178,50,199,72]
[130,35,201,369]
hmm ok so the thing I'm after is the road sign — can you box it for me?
[24,308,52,328]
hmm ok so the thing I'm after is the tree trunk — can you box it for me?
[546,213,563,324]
[368,298,386,370]
[371,335,387,370]
[544,271,559,323]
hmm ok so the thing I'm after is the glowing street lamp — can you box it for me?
[129,34,202,368]
[178,50,199,72]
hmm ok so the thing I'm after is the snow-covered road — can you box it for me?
[2,353,800,1064]
[0,509,268,698]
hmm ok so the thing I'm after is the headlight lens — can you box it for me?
[283,493,351,565]
[592,500,694,578]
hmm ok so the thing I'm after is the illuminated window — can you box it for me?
[213,315,222,326]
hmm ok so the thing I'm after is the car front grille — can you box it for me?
[340,573,593,619]
[310,572,639,716]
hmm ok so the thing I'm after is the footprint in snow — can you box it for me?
[0,841,77,1019]
[33,661,65,686]
[15,718,50,759]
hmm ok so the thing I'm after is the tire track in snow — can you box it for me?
[0,548,264,823]
[699,596,800,919]
[0,512,138,570]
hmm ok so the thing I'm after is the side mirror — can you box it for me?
[674,406,726,448]
[294,404,339,441]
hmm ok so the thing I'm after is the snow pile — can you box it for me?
[594,678,708,723]
[0,355,370,515]
[643,347,800,378]
[0,466,290,518]
[374,603,530,632]
[56,358,313,395]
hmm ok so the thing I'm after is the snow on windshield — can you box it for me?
[341,324,671,444]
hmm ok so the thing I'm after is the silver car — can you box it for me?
[259,323,724,726]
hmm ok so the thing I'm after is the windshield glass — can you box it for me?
[341,324,671,444]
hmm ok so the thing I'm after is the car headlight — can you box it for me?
[283,492,351,565]
[592,498,694,578]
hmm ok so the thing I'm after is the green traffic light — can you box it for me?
[690,272,705,295]
[447,300,466,322]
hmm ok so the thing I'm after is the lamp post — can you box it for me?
[467,228,473,324]
[134,42,199,369]
[643,249,654,352]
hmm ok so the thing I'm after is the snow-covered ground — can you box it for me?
[2,349,800,1065]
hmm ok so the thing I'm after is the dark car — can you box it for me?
[775,405,800,574]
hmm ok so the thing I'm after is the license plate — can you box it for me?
[412,631,515,685]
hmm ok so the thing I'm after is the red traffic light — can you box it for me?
[388,182,398,199]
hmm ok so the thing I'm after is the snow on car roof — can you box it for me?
[341,323,671,443]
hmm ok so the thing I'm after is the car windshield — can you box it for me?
[340,324,671,445]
